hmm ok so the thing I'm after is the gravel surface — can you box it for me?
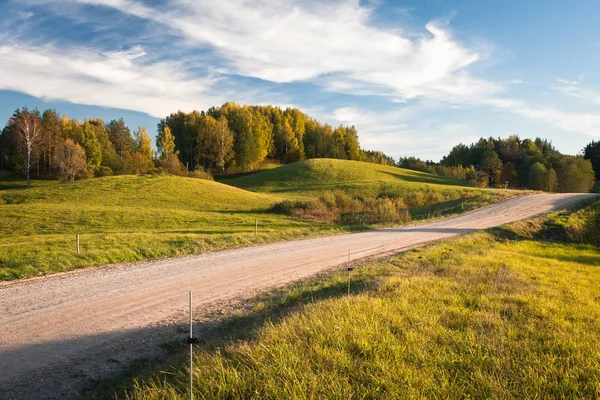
[0,193,595,399]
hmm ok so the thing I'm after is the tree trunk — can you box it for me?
[26,148,31,187]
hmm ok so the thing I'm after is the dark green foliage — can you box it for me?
[436,135,595,192]
[583,140,600,180]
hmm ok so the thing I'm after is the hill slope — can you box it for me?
[225,159,519,216]
[0,175,345,280]
[225,159,469,198]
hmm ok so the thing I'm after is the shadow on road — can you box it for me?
[1,271,379,400]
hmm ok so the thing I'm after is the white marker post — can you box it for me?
[189,291,193,400]
[76,234,80,255]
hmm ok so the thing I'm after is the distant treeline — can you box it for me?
[1,105,597,193]
[399,136,598,192]
[0,104,395,184]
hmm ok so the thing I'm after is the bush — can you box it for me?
[156,157,188,176]
[189,168,214,180]
[95,166,113,177]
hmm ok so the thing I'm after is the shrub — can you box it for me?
[157,157,188,176]
[189,168,214,181]
[95,166,113,177]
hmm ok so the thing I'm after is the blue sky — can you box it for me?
[0,0,599,161]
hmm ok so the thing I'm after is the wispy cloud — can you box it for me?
[2,0,600,145]
[329,105,480,159]
[28,0,494,102]
[0,42,226,117]
[552,77,600,105]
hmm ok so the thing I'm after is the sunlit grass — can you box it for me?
[225,158,517,201]
[123,203,600,400]
[0,160,522,281]
[0,174,352,280]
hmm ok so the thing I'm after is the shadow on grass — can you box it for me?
[380,170,467,186]
[76,270,381,399]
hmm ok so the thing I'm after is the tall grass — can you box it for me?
[122,202,600,399]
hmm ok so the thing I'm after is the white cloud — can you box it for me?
[552,78,600,105]
[4,0,600,143]
[329,105,481,159]
[0,42,225,117]
[35,0,493,103]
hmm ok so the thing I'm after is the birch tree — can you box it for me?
[10,110,44,187]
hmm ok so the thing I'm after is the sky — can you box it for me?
[0,0,599,161]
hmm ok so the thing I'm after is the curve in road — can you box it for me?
[0,192,596,399]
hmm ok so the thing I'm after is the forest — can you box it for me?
[399,136,598,192]
[0,104,597,192]
[0,103,394,185]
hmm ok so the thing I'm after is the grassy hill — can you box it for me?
[226,159,519,219]
[120,200,600,399]
[0,175,346,281]
[225,159,470,199]
[0,160,522,281]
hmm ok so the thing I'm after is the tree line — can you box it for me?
[0,104,395,185]
[156,103,395,173]
[399,136,597,192]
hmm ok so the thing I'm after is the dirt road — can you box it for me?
[0,193,595,399]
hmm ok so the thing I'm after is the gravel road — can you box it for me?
[0,193,595,399]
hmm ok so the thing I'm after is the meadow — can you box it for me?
[114,200,600,399]
[0,159,516,281]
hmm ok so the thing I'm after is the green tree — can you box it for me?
[40,109,62,173]
[583,140,600,180]
[344,126,361,161]
[134,127,154,159]
[106,118,135,160]
[481,150,503,187]
[556,156,595,193]
[157,126,177,161]
[82,120,103,169]
[500,162,517,188]
[197,115,234,172]
[529,162,549,191]
[548,168,558,192]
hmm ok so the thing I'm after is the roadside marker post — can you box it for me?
[187,291,199,400]
[76,234,80,255]
[347,250,352,296]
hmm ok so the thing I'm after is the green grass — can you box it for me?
[226,158,519,210]
[118,201,600,400]
[0,160,524,281]
[226,159,471,198]
[0,175,353,281]
[0,170,57,190]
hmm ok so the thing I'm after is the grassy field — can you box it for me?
[226,159,519,219]
[0,160,519,281]
[0,175,350,281]
[116,201,600,399]
[226,159,473,199]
